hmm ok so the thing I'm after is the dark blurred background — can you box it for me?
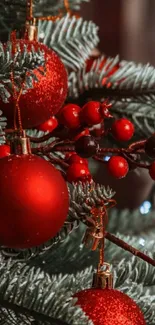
[81,0,155,64]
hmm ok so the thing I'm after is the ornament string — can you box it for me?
[38,0,71,21]
[27,0,33,20]
[10,31,26,132]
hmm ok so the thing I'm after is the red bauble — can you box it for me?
[149,161,155,180]
[107,156,129,179]
[66,163,91,183]
[59,104,81,129]
[0,145,11,158]
[68,154,88,166]
[37,116,58,132]
[0,154,69,248]
[111,118,135,142]
[0,40,68,129]
[74,288,146,325]
[80,101,102,126]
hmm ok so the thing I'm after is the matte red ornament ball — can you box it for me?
[107,156,129,179]
[111,118,135,141]
[0,145,11,158]
[149,161,155,180]
[37,116,58,132]
[59,104,81,129]
[66,163,91,183]
[80,101,102,126]
[0,40,68,129]
[0,154,69,248]
[74,288,146,325]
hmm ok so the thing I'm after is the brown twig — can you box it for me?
[105,232,155,267]
[46,154,69,169]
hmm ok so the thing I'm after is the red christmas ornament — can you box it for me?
[111,118,135,142]
[0,154,69,248]
[107,156,129,179]
[0,145,11,158]
[80,101,102,126]
[74,288,146,325]
[66,163,91,183]
[0,40,68,129]
[37,116,58,132]
[149,161,155,180]
[68,154,88,166]
[59,104,81,129]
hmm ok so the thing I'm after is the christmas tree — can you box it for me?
[0,1,154,324]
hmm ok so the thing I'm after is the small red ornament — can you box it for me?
[74,128,90,141]
[66,163,91,183]
[80,101,102,126]
[68,154,88,166]
[107,156,129,179]
[74,288,146,325]
[149,161,155,180]
[37,116,58,132]
[0,40,68,129]
[0,154,69,248]
[59,104,81,129]
[0,145,11,158]
[111,118,135,142]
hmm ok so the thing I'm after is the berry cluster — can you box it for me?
[3,100,155,184]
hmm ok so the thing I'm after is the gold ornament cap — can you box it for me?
[25,18,38,41]
[9,130,31,155]
[92,263,113,289]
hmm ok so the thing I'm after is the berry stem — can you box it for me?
[46,154,69,169]
[105,232,155,267]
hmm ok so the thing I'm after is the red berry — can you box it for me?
[100,101,112,118]
[68,154,88,166]
[80,101,102,125]
[66,163,91,183]
[111,118,134,141]
[0,145,11,158]
[74,128,90,141]
[59,104,81,129]
[149,161,155,180]
[37,116,58,132]
[107,156,129,179]
[90,123,104,138]
[65,152,76,161]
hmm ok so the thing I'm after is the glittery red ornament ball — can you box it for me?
[0,154,69,248]
[74,288,146,325]
[1,40,68,129]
